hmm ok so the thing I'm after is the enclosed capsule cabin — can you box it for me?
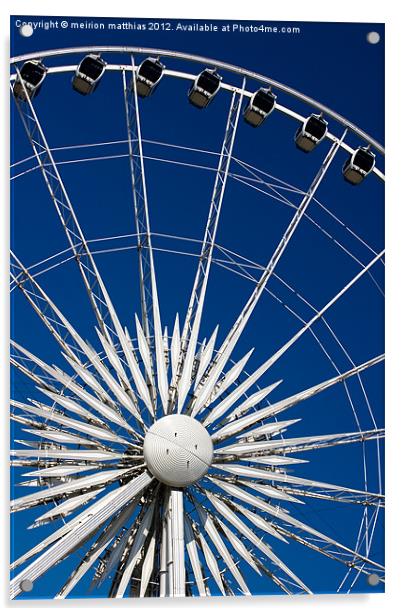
[135,58,165,98]
[243,88,276,127]
[13,60,47,100]
[342,147,376,185]
[295,114,328,152]
[72,55,107,95]
[188,69,222,109]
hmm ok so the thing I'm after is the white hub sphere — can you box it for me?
[143,415,213,487]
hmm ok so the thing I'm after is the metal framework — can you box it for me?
[10,46,385,155]
[123,57,155,345]
[9,47,384,600]
[171,80,246,414]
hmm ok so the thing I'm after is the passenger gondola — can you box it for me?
[72,55,107,95]
[135,57,165,98]
[188,69,222,109]
[342,146,376,185]
[243,88,276,127]
[295,114,328,152]
[13,60,47,100]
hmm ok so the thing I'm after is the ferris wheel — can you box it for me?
[9,46,385,600]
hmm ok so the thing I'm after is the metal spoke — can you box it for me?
[212,354,384,443]
[207,478,383,578]
[56,497,140,598]
[202,488,311,593]
[122,58,156,347]
[212,467,384,508]
[189,132,348,416]
[11,73,121,349]
[170,83,246,413]
[10,471,153,598]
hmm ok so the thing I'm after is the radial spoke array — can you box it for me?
[10,51,384,599]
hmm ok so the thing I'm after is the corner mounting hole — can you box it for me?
[367,573,381,586]
[20,579,33,592]
[19,24,34,37]
[367,31,380,44]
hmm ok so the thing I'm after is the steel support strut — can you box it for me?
[122,57,155,346]
[12,69,121,350]
[190,129,349,416]
[169,80,246,413]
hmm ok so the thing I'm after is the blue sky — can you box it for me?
[10,16,384,599]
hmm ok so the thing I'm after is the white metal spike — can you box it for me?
[204,488,310,593]
[11,340,140,433]
[170,314,181,381]
[225,380,283,422]
[95,500,145,591]
[61,352,116,407]
[22,428,102,448]
[163,326,170,368]
[29,489,105,528]
[194,499,250,595]
[57,484,142,598]
[177,302,205,413]
[36,389,108,428]
[206,348,254,408]
[11,468,136,512]
[266,429,385,454]
[92,327,126,381]
[11,400,131,446]
[150,267,169,413]
[133,315,154,385]
[22,465,101,478]
[10,472,153,599]
[184,516,207,597]
[140,529,157,597]
[213,355,384,443]
[202,373,282,427]
[231,500,288,543]
[234,454,308,466]
[197,530,226,595]
[61,354,138,433]
[96,327,150,420]
[115,500,155,598]
[216,517,261,575]
[159,496,168,597]
[118,326,154,413]
[237,418,301,440]
[211,469,301,503]
[11,481,132,570]
[194,326,219,389]
[59,540,114,600]
[11,449,126,461]
[208,475,382,568]
[237,473,384,501]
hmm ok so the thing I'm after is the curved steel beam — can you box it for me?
[10,46,384,155]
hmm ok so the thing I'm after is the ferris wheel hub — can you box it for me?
[143,414,213,487]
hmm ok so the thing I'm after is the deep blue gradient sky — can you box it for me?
[10,16,384,599]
